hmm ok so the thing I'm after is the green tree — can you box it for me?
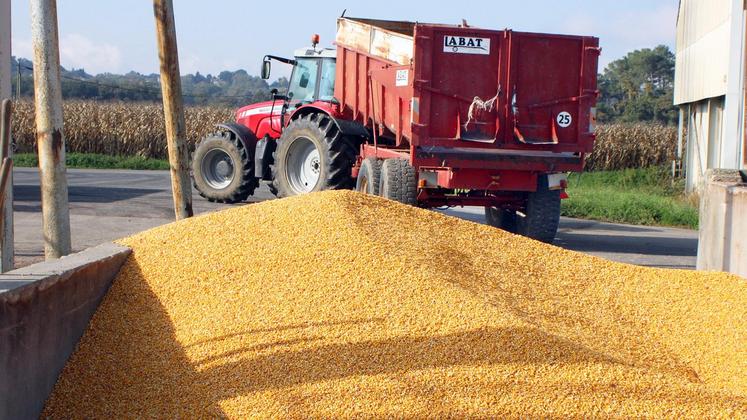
[597,45,677,125]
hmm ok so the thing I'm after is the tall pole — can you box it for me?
[153,0,193,220]
[16,62,21,100]
[0,0,14,271]
[30,0,71,259]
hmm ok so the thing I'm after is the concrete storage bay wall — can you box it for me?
[697,170,747,278]
[0,243,131,420]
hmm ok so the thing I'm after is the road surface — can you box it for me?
[11,168,698,269]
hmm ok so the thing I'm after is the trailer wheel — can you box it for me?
[192,131,256,203]
[271,114,357,198]
[355,158,381,195]
[515,175,561,243]
[379,158,417,206]
[484,207,518,233]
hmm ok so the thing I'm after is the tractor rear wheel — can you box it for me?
[271,114,357,198]
[192,131,256,203]
[355,158,381,195]
[379,158,417,206]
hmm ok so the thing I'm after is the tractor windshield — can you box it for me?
[318,59,336,101]
[287,57,336,106]
[287,58,319,105]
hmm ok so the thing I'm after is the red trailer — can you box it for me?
[191,17,600,243]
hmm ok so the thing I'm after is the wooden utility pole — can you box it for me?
[0,0,15,271]
[153,0,193,220]
[30,0,71,259]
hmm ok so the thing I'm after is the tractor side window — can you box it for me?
[287,58,319,106]
[318,59,336,101]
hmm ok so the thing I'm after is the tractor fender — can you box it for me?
[215,122,257,153]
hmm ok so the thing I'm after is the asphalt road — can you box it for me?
[11,167,699,269]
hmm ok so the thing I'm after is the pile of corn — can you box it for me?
[44,191,746,418]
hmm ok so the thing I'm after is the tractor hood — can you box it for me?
[236,101,283,120]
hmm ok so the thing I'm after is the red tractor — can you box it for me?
[192,18,599,243]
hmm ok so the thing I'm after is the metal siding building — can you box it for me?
[675,0,747,191]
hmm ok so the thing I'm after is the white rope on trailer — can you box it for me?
[464,90,501,129]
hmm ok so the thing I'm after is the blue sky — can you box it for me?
[9,0,677,78]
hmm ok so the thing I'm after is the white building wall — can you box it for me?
[676,0,746,190]
[674,0,732,105]
[721,0,745,171]
[685,97,726,191]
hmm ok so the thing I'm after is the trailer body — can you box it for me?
[335,18,599,206]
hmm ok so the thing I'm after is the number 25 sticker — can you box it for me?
[557,112,572,128]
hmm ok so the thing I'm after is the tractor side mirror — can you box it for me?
[261,59,271,80]
[299,72,310,88]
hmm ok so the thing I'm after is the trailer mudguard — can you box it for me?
[290,105,370,141]
[335,118,370,139]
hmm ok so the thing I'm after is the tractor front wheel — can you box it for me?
[192,131,256,203]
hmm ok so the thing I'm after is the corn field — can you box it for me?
[11,100,234,159]
[585,123,678,171]
[11,100,678,170]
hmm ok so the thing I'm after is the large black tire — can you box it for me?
[516,175,561,243]
[192,131,256,203]
[355,158,381,195]
[484,207,518,233]
[271,114,357,198]
[379,158,417,205]
[485,175,560,244]
[485,175,560,243]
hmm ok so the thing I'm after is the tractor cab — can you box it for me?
[261,37,337,115]
[285,48,337,108]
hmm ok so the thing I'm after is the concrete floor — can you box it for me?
[10,168,699,269]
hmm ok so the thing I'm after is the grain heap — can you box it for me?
[44,191,746,418]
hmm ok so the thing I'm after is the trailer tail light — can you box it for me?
[418,170,438,188]
[547,173,568,191]
[560,191,569,199]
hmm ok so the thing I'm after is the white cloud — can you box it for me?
[14,34,123,74]
[58,34,122,74]
[12,33,130,74]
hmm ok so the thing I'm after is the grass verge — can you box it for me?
[14,153,170,170]
[562,167,698,229]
